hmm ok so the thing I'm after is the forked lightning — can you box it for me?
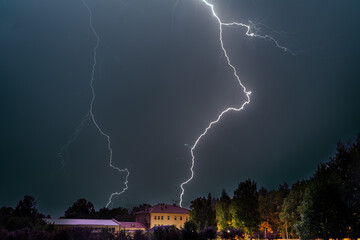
[179,0,292,207]
[59,0,129,208]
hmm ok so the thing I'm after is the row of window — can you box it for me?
[154,216,188,221]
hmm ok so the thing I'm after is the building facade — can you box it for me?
[119,222,147,232]
[135,203,190,229]
[44,218,123,233]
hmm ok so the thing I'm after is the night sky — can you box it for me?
[1,0,360,217]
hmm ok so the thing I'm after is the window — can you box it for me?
[174,216,177,220]
[161,216,163,220]
[167,216,170,220]
[186,217,188,221]
[180,216,182,220]
[154,216,157,220]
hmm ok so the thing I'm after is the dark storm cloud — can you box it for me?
[1,0,359,217]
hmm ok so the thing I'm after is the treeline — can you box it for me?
[0,135,359,240]
[0,197,152,240]
[62,198,151,221]
[189,134,360,240]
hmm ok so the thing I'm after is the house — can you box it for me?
[118,222,146,232]
[44,218,122,233]
[135,203,190,229]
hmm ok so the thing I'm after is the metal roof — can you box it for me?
[44,218,120,226]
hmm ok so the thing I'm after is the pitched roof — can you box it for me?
[135,204,189,214]
[119,222,146,229]
[44,218,120,226]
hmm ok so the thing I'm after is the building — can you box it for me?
[135,203,190,229]
[44,218,147,233]
[44,218,122,233]
[118,222,147,232]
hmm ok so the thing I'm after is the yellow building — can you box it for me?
[135,203,190,229]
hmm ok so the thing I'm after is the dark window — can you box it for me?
[154,216,157,220]
[175,216,177,220]
[161,216,163,220]
[167,216,170,220]
[180,216,182,220]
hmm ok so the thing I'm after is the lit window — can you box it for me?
[180,216,182,220]
[167,216,170,220]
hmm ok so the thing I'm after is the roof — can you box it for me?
[44,218,120,226]
[135,204,190,214]
[119,222,146,229]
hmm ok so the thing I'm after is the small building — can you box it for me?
[119,222,146,232]
[44,218,121,233]
[135,203,190,229]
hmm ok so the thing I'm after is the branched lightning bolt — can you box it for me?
[59,0,129,208]
[179,0,292,207]
[82,0,130,209]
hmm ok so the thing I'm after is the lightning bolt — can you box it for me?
[179,0,293,207]
[59,0,129,208]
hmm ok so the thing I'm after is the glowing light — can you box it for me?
[179,0,292,207]
[59,0,129,208]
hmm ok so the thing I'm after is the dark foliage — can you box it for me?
[231,179,260,235]
[181,221,198,240]
[0,227,55,240]
[63,198,95,219]
[151,225,181,240]
[198,226,217,240]
[219,227,245,240]
[94,207,133,221]
[297,136,360,240]
[190,193,216,230]
[0,195,46,231]
[132,230,148,240]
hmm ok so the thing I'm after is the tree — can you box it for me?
[279,181,306,238]
[132,203,151,214]
[272,183,289,238]
[328,137,360,238]
[231,179,260,236]
[14,195,39,218]
[0,195,45,231]
[216,190,232,230]
[258,187,274,238]
[63,198,95,219]
[298,164,346,240]
[182,220,198,240]
[190,194,216,230]
[95,207,132,221]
